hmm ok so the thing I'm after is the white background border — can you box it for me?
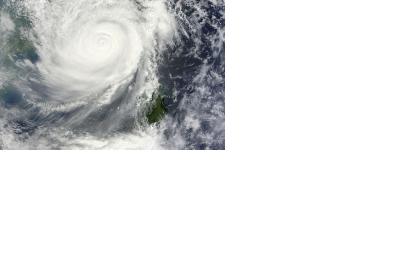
[2,0,410,279]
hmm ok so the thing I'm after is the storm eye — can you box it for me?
[0,0,225,150]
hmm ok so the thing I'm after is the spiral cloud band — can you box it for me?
[0,0,225,149]
[33,0,173,101]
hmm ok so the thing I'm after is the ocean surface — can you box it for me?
[0,0,225,149]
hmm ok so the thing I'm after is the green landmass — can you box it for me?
[6,34,38,62]
[1,7,38,63]
[147,94,167,124]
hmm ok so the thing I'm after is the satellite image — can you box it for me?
[0,0,225,149]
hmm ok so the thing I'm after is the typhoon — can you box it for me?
[0,0,225,149]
